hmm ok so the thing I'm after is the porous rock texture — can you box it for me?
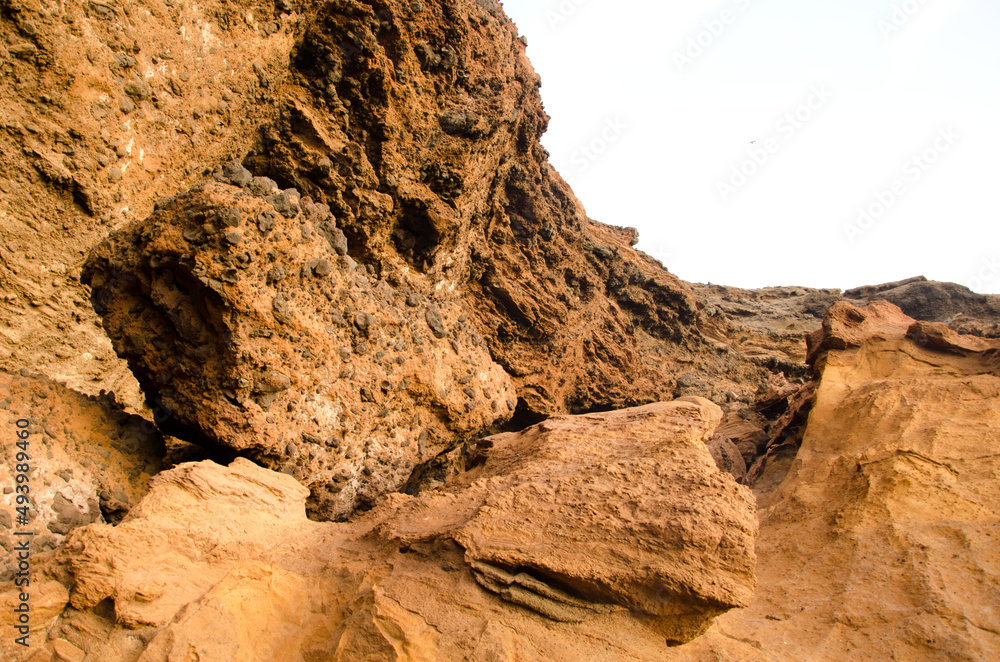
[0,0,301,408]
[674,301,1000,661]
[238,0,757,417]
[0,371,164,579]
[3,0,1000,660]
[16,398,756,661]
[76,0,784,520]
[82,172,516,519]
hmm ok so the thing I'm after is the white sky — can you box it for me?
[498,0,1000,293]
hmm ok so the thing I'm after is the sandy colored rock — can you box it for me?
[446,397,756,643]
[673,301,1000,662]
[0,580,68,661]
[42,397,755,660]
[51,638,85,662]
[0,372,164,578]
[906,319,1000,356]
[805,300,915,365]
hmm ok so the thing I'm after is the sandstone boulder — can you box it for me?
[36,397,755,661]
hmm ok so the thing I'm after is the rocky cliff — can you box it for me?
[1,0,998,660]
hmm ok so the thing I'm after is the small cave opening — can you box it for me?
[499,397,548,433]
[391,202,440,273]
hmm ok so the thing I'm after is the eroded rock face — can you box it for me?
[82,174,516,519]
[805,299,915,365]
[0,0,299,407]
[676,301,1000,661]
[30,397,755,661]
[0,371,164,580]
[241,0,754,417]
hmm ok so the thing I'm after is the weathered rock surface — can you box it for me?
[694,277,1000,371]
[843,276,1000,328]
[0,371,163,579]
[0,0,300,408]
[240,0,764,417]
[74,0,807,524]
[82,175,516,519]
[805,299,915,365]
[19,397,755,661]
[2,0,998,660]
[675,301,1000,661]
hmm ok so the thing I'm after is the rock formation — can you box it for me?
[238,0,724,418]
[0,0,301,408]
[6,398,755,661]
[676,301,1000,661]
[1,0,999,660]
[0,371,163,579]
[82,171,516,519]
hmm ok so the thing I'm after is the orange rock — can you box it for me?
[83,179,516,521]
[805,300,915,365]
[50,397,755,659]
[0,372,164,575]
[678,297,1000,661]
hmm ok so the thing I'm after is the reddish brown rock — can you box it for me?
[0,0,300,408]
[241,0,756,417]
[744,380,817,488]
[906,319,1000,356]
[707,436,747,482]
[82,177,516,520]
[711,417,768,467]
